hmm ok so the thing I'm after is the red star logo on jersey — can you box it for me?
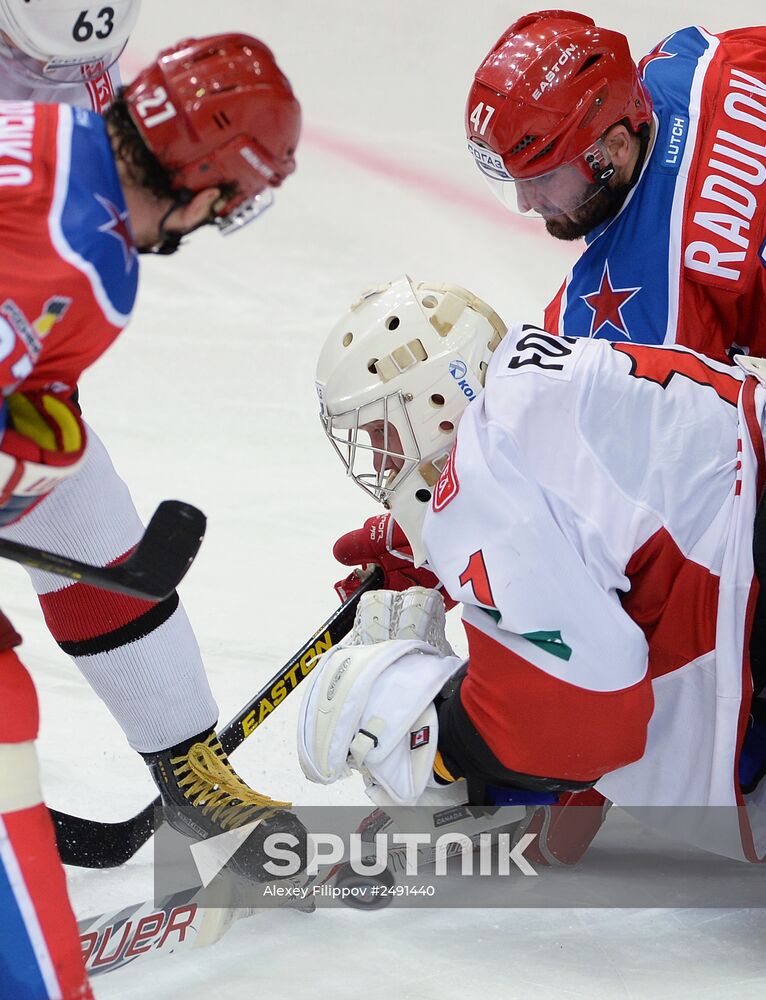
[95,194,137,273]
[638,38,676,79]
[581,262,640,340]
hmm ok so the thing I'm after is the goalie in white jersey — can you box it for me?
[301,276,766,863]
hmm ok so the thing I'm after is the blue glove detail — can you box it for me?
[485,785,559,807]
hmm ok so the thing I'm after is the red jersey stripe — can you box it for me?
[460,621,654,782]
[622,526,719,679]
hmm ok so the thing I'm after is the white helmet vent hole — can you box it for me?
[367,358,379,374]
[439,421,454,433]
[421,295,438,309]
[342,332,353,347]
[385,316,400,331]
[429,394,445,408]
[415,489,431,503]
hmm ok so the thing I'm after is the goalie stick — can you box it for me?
[54,565,384,868]
[0,499,206,601]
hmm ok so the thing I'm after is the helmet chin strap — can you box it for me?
[140,189,196,256]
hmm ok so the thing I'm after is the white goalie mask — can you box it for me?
[0,0,141,83]
[315,276,507,565]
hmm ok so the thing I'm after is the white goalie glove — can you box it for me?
[341,586,457,653]
[297,588,464,805]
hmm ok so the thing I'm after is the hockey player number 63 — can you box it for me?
[134,87,177,129]
[72,8,115,42]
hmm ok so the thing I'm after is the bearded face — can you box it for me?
[543,180,633,241]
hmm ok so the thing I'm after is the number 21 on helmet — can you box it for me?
[123,33,301,236]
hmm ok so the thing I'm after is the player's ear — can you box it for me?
[602,123,633,169]
[173,188,222,231]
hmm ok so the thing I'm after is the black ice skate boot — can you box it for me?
[142,728,308,884]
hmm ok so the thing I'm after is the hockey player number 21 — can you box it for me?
[134,86,177,129]
[459,550,496,609]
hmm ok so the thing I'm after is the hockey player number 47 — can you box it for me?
[469,102,495,137]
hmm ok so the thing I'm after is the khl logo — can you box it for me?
[449,359,477,400]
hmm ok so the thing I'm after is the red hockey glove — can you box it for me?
[333,513,456,609]
[0,391,86,526]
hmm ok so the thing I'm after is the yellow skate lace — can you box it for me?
[171,733,291,831]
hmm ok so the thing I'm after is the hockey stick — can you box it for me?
[0,499,206,601]
[78,877,312,978]
[79,878,312,977]
[78,812,528,976]
[79,884,217,977]
[53,565,384,868]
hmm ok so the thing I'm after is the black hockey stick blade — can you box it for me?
[52,565,384,868]
[0,500,206,601]
[106,500,207,600]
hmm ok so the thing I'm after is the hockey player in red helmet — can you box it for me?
[467,10,653,240]
[457,9,766,870]
[0,34,302,998]
[112,33,300,252]
[465,11,766,363]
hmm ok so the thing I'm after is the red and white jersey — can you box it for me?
[0,100,138,396]
[544,26,766,364]
[0,56,118,112]
[423,325,766,860]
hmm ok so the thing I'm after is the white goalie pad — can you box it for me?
[297,637,463,805]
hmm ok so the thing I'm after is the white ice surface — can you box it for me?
[1,1,765,997]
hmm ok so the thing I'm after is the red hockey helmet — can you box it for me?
[123,34,301,234]
[466,11,652,217]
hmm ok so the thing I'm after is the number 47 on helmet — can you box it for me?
[466,10,652,221]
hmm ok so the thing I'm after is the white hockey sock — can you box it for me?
[0,425,218,752]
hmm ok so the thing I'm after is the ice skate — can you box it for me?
[144,728,307,884]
